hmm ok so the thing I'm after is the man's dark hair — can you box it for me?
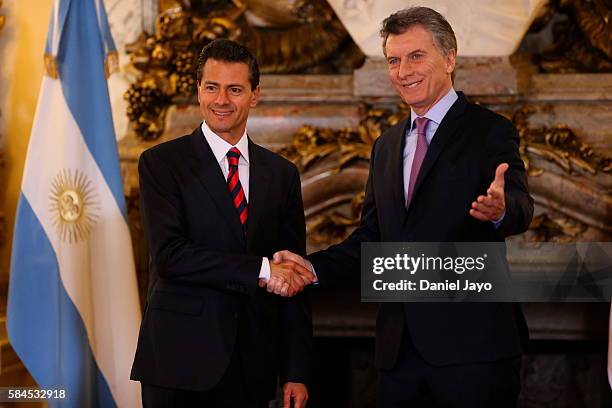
[196,39,260,90]
[380,7,457,81]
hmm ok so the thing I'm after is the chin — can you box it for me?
[206,122,227,133]
[400,95,423,108]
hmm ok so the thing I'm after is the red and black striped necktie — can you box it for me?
[226,147,248,232]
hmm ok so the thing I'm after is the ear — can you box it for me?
[445,49,457,76]
[250,85,261,108]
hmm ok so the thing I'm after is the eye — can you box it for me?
[387,57,399,66]
[204,85,217,92]
[229,87,242,95]
[410,53,423,61]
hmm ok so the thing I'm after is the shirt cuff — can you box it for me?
[492,211,506,229]
[309,260,319,285]
[259,257,271,281]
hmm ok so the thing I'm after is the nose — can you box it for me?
[214,89,230,105]
[397,59,413,79]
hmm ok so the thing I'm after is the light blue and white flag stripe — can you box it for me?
[7,0,141,406]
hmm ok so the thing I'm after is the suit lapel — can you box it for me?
[189,127,245,245]
[246,139,270,250]
[387,118,410,226]
[407,93,468,212]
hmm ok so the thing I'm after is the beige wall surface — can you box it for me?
[0,0,53,395]
[0,0,53,279]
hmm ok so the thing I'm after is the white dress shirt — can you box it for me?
[403,88,459,201]
[201,121,271,281]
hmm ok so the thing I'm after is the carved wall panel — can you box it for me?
[124,0,364,140]
[526,0,612,73]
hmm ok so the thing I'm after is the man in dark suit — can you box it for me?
[131,39,316,408]
[273,7,533,408]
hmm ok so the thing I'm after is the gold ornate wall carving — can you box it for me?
[277,105,398,173]
[124,0,364,140]
[512,106,611,176]
[527,213,587,243]
[529,0,612,73]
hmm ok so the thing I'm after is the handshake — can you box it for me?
[258,250,317,297]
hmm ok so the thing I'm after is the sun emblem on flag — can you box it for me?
[49,169,100,243]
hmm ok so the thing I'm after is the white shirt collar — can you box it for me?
[410,87,458,129]
[201,121,250,164]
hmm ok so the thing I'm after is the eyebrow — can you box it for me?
[203,81,245,88]
[407,49,427,56]
[387,49,427,60]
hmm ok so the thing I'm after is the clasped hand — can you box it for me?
[258,251,317,297]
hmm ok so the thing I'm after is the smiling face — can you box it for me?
[385,25,456,116]
[198,59,260,145]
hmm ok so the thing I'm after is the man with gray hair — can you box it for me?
[273,6,533,407]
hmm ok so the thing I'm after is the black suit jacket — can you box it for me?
[130,126,312,399]
[310,92,533,369]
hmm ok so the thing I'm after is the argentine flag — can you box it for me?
[7,0,141,406]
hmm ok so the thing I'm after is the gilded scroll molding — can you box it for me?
[526,213,587,243]
[512,106,611,176]
[278,104,410,173]
[529,0,612,73]
[281,103,611,176]
[124,0,363,140]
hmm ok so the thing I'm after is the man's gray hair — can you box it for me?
[380,7,457,59]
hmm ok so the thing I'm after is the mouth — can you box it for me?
[211,108,234,118]
[403,80,423,89]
